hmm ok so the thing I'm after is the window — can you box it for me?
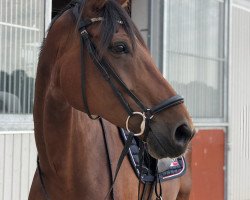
[150,0,227,122]
[0,0,45,114]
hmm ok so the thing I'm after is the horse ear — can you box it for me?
[117,0,129,7]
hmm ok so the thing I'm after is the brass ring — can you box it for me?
[126,112,146,136]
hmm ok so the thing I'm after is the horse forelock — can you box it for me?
[78,0,146,51]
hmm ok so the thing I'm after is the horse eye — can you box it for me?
[109,42,129,54]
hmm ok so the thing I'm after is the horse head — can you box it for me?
[59,0,195,159]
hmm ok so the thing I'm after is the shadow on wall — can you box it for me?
[0,70,34,114]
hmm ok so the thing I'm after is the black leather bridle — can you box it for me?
[73,3,185,199]
[73,5,184,138]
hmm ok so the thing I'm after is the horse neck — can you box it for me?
[34,84,140,198]
[33,9,110,180]
[41,88,106,171]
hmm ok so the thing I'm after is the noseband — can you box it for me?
[72,5,184,139]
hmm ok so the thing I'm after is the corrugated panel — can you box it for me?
[0,133,37,200]
[228,4,250,200]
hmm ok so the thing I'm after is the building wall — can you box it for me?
[0,0,250,199]
[132,1,228,199]
[0,133,36,200]
[0,0,50,199]
[228,1,250,199]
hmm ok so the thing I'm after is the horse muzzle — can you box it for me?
[146,122,195,159]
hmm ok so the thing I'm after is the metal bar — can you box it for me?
[0,131,34,135]
[166,49,227,62]
[232,3,250,12]
[26,0,31,114]
[224,0,230,196]
[33,0,38,114]
[0,22,40,31]
[45,0,52,33]
[3,0,7,113]
[22,0,28,114]
[147,0,151,50]
[18,0,23,114]
[13,1,18,113]
[8,0,14,114]
[0,0,2,113]
[194,122,229,127]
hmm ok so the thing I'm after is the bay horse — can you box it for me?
[29,0,195,199]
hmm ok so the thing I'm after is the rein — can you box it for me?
[37,1,185,200]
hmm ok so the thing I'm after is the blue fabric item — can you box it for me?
[119,128,187,183]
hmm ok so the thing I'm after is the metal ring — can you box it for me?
[126,112,146,136]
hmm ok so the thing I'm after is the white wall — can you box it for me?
[131,0,149,44]
[0,133,37,200]
[228,1,250,199]
[0,0,51,199]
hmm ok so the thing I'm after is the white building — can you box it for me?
[0,0,249,199]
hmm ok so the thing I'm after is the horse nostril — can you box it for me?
[174,124,193,145]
